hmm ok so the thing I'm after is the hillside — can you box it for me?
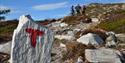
[0,20,18,43]
[1,3,125,63]
[1,3,125,42]
[86,3,125,19]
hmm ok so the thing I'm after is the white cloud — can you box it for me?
[0,5,10,10]
[32,2,68,11]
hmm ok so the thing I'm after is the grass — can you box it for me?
[95,9,125,33]
[0,21,18,42]
[0,24,17,34]
[62,42,95,62]
[62,15,88,25]
[96,19,125,33]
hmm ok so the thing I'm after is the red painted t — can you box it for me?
[26,28,44,48]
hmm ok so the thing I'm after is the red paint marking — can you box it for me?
[26,28,44,48]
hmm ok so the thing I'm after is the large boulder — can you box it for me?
[11,15,54,63]
[85,48,122,63]
[77,33,104,46]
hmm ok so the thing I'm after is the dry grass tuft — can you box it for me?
[62,15,89,25]
[62,42,95,62]
[0,52,10,63]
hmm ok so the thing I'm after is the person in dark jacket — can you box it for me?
[81,5,86,15]
[71,5,75,16]
[75,4,81,15]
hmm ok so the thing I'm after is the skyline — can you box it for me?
[0,0,125,20]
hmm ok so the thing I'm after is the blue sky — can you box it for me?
[0,0,125,20]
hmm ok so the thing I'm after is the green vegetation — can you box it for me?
[0,24,17,35]
[96,19,125,33]
[0,21,17,42]
[95,6,125,33]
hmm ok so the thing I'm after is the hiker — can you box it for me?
[81,5,86,15]
[75,4,81,15]
[71,5,75,16]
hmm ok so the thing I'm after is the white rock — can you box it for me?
[48,21,68,28]
[67,31,74,36]
[11,15,54,63]
[85,48,122,63]
[77,33,103,46]
[73,28,81,32]
[60,23,68,27]
[0,41,11,54]
[105,32,117,47]
[106,31,115,36]
[60,43,66,51]
[8,59,12,63]
[60,43,66,48]
[76,56,83,63]
[54,30,75,40]
[91,18,99,22]
[116,34,125,43]
[52,21,61,27]
[55,35,75,40]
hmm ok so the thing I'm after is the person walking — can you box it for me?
[75,4,81,15]
[81,5,86,15]
[71,5,75,16]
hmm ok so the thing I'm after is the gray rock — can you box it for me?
[85,48,122,63]
[0,41,11,54]
[116,34,125,43]
[105,32,117,47]
[10,15,54,63]
[76,56,83,63]
[77,33,104,46]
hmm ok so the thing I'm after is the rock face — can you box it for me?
[85,48,122,63]
[77,33,103,46]
[11,15,54,63]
